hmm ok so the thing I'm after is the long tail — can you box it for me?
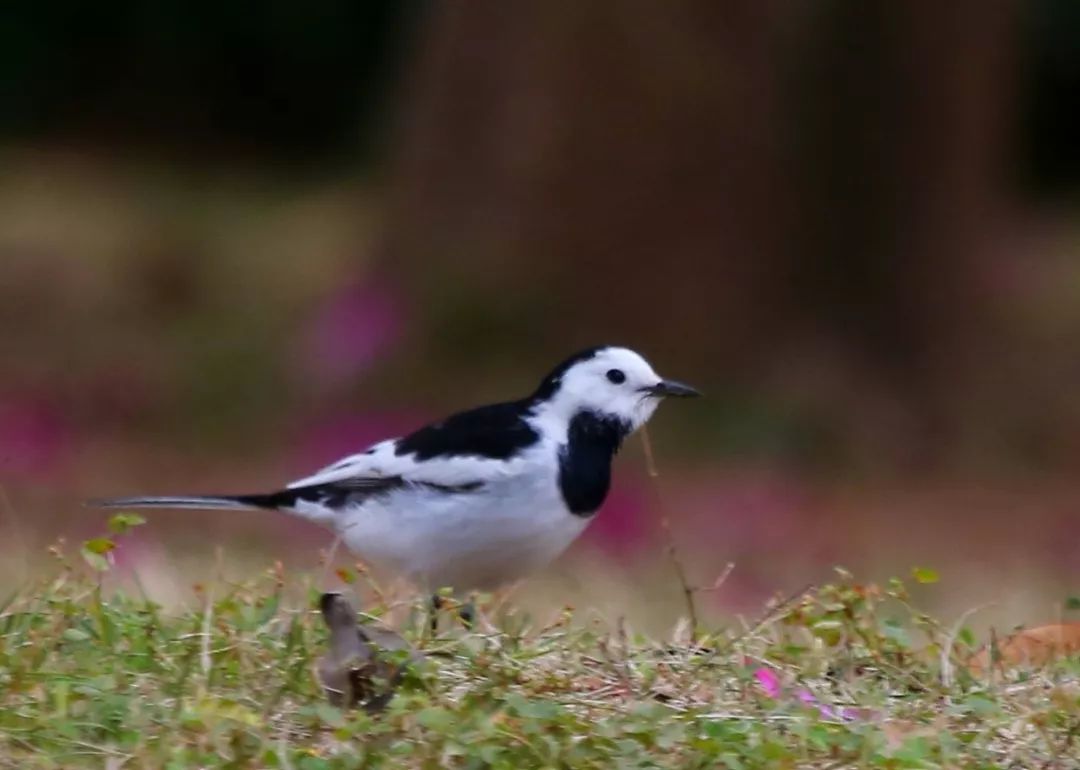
[89,491,298,511]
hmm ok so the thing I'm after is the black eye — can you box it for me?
[606,368,626,384]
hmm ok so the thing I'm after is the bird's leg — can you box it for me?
[429,593,443,635]
[457,597,475,629]
[429,592,475,632]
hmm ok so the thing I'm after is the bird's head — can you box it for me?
[530,346,700,433]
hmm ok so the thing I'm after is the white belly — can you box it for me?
[330,468,589,591]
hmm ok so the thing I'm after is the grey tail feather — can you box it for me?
[88,494,287,511]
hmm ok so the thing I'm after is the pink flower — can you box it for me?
[754,667,858,721]
[754,667,782,698]
[295,278,405,391]
[0,396,70,475]
[581,477,655,559]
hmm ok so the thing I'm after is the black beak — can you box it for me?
[642,379,702,398]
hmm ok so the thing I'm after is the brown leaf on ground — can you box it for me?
[880,717,948,751]
[967,622,1080,675]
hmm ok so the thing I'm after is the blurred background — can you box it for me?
[2,0,1079,629]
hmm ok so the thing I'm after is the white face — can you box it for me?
[543,347,672,430]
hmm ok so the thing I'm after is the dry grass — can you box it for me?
[2,523,1079,769]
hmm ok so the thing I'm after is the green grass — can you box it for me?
[2,540,1079,768]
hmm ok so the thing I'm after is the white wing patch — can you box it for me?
[286,438,534,490]
[287,440,397,488]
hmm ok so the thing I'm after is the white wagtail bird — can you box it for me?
[95,346,699,595]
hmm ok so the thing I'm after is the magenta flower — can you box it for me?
[581,477,655,559]
[754,667,782,698]
[754,666,858,721]
[0,396,70,476]
[295,278,405,391]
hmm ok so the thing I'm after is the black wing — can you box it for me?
[393,400,541,461]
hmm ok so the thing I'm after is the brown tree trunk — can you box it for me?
[381,0,792,371]
[378,0,1018,464]
[785,0,1016,464]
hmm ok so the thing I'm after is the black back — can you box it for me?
[392,345,617,463]
[394,401,540,461]
[391,347,630,515]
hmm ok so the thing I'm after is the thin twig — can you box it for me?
[640,425,700,637]
[941,602,994,688]
[199,547,224,689]
[736,583,817,643]
[698,562,736,593]
[320,532,345,592]
[199,582,214,687]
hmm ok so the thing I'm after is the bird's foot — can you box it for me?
[429,593,476,634]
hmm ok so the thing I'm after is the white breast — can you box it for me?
[327,441,589,591]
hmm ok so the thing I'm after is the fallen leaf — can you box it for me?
[880,717,947,751]
[968,622,1080,675]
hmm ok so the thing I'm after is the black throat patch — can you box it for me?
[557,410,632,517]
